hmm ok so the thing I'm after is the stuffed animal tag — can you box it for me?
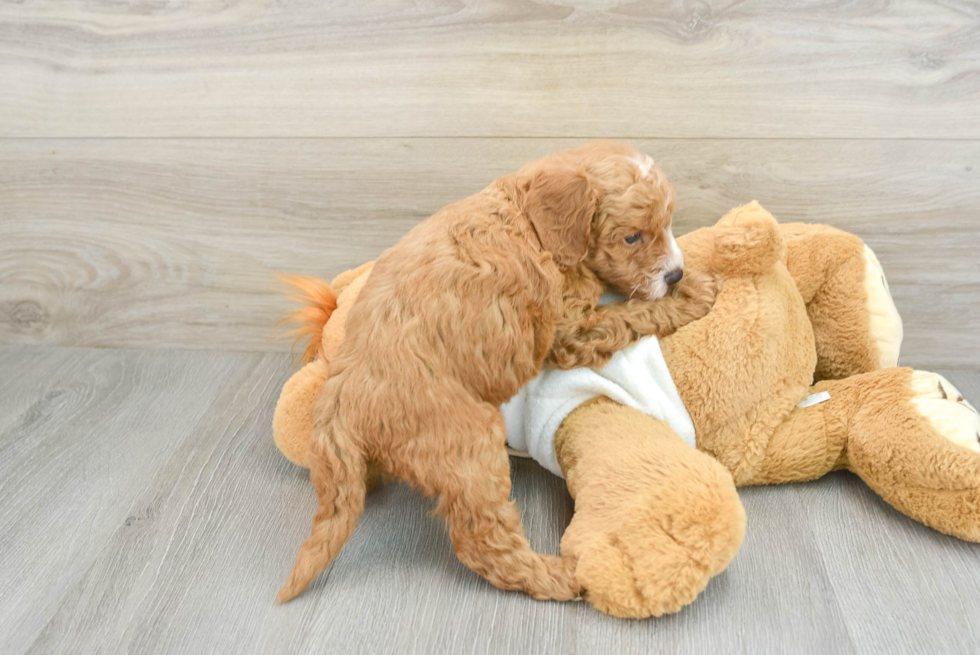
[798,391,831,408]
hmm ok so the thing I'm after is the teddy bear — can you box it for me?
[272,202,980,619]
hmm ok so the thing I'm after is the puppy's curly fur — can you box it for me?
[278,142,718,604]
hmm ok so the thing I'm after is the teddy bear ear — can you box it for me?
[521,165,600,268]
[710,201,785,277]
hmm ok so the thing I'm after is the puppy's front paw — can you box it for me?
[672,271,722,320]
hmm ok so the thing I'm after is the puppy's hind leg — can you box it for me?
[421,403,580,601]
[277,421,368,603]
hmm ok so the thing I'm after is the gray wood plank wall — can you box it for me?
[2,1,979,367]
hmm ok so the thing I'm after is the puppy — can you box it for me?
[278,141,717,603]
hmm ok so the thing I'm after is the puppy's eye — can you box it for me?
[624,232,643,245]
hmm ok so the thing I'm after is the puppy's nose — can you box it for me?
[665,268,684,287]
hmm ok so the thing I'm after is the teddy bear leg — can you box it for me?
[848,369,980,541]
[780,223,903,379]
[747,373,875,486]
[750,368,980,542]
[556,398,745,618]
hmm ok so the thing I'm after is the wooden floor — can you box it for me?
[1,344,979,655]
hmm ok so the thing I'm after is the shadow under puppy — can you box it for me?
[278,141,719,603]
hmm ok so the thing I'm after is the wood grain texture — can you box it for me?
[2,138,978,366]
[2,1,980,138]
[2,347,979,654]
[0,347,260,654]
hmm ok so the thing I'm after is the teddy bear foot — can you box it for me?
[847,369,980,542]
[910,371,980,454]
[553,398,746,618]
[570,480,745,619]
[560,446,745,617]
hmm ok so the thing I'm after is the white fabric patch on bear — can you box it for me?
[501,291,696,478]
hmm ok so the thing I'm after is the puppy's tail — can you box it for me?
[277,422,368,604]
[276,273,338,366]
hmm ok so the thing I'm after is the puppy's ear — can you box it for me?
[522,166,600,268]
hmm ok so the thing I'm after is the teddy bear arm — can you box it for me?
[555,397,745,618]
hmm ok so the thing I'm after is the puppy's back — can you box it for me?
[330,189,561,411]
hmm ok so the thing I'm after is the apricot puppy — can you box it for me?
[278,142,717,603]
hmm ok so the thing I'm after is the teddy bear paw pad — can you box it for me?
[910,371,980,454]
[863,245,903,369]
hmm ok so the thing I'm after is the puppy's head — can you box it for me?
[577,142,683,300]
[520,142,683,300]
